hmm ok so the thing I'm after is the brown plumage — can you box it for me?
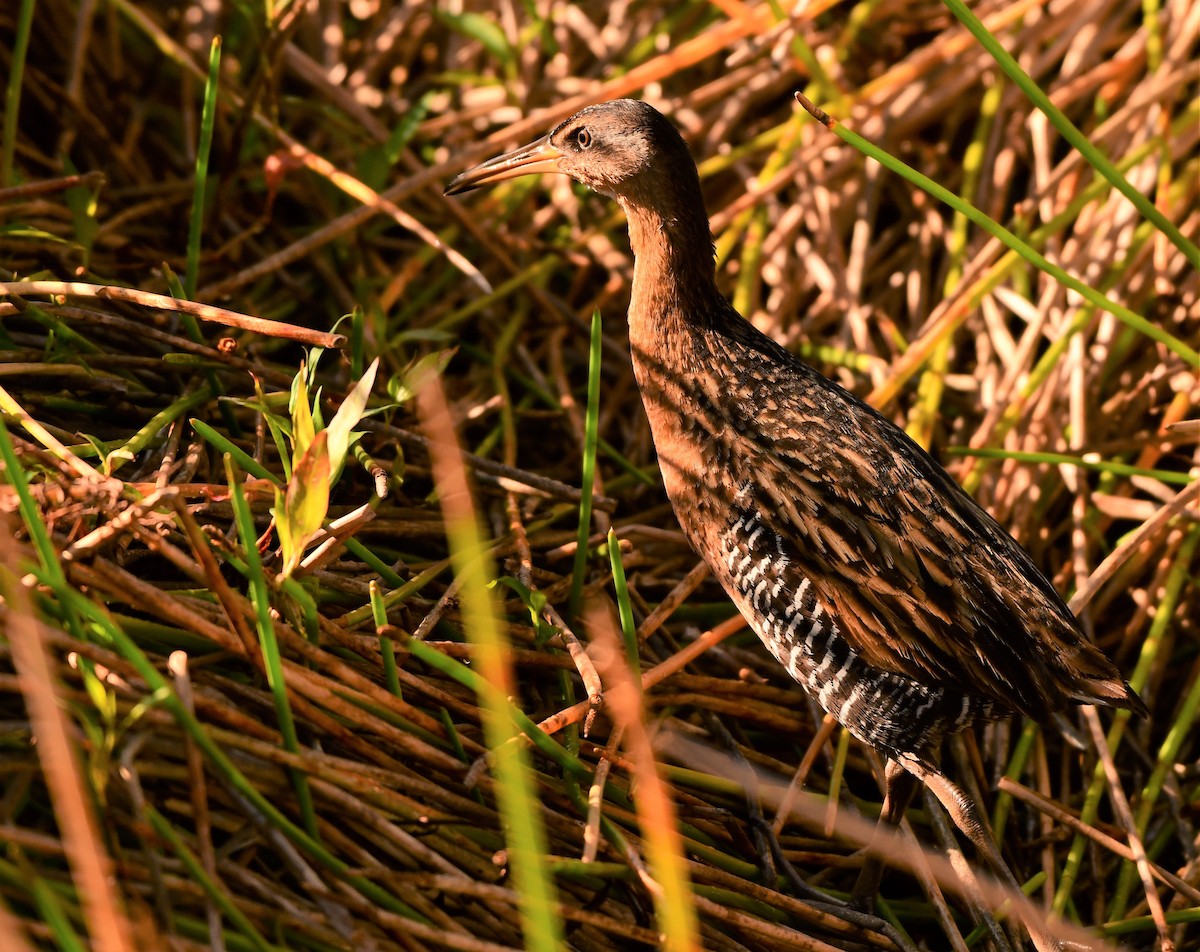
[446,99,1145,948]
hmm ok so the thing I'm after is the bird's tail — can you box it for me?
[1070,676,1149,718]
[1050,632,1149,718]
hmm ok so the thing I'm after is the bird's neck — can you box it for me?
[621,201,720,350]
[620,199,748,548]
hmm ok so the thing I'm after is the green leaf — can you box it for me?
[272,485,292,572]
[569,310,602,621]
[326,357,379,477]
[290,363,315,460]
[275,430,331,577]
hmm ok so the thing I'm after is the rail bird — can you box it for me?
[446,99,1146,950]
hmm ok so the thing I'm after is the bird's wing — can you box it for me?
[711,329,1133,721]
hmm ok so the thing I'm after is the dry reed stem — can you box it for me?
[0,282,346,346]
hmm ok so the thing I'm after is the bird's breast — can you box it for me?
[628,338,747,539]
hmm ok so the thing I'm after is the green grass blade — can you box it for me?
[185,37,221,298]
[144,806,275,952]
[102,387,214,475]
[343,537,407,588]
[947,447,1193,487]
[30,874,87,952]
[0,417,69,588]
[223,454,317,839]
[400,631,590,782]
[607,528,640,679]
[418,378,564,951]
[569,309,603,621]
[339,557,452,628]
[190,418,275,481]
[1,0,35,186]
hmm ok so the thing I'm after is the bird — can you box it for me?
[445,99,1147,949]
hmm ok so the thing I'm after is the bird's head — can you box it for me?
[445,99,693,205]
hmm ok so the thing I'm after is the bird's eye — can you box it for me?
[575,128,592,149]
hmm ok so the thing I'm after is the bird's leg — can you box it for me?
[702,718,920,952]
[761,816,922,952]
[899,756,1063,952]
[701,713,778,884]
[851,757,918,909]
[921,785,1016,952]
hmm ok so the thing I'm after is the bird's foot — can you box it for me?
[848,847,888,913]
[755,816,919,952]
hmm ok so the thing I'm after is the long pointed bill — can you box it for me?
[444,136,564,195]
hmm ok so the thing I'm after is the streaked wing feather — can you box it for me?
[710,320,1105,721]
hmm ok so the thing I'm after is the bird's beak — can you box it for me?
[444,136,564,195]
